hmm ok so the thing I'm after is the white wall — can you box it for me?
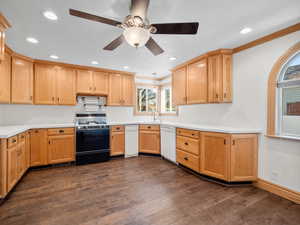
[0,104,151,125]
[162,31,300,192]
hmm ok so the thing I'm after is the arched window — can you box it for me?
[277,52,300,137]
[267,42,300,138]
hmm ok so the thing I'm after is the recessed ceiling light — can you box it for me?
[169,57,177,61]
[123,66,129,69]
[43,11,58,21]
[26,37,39,44]
[91,61,99,65]
[50,55,59,59]
[152,72,157,76]
[240,27,252,34]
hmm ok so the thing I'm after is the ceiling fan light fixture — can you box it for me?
[123,27,150,48]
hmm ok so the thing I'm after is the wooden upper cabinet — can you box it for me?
[222,54,232,102]
[122,75,134,106]
[56,67,76,105]
[172,67,187,105]
[208,53,232,103]
[0,13,11,62]
[0,51,11,103]
[187,58,208,104]
[108,73,123,106]
[11,56,34,104]
[34,64,56,105]
[200,132,231,181]
[77,70,93,94]
[93,71,109,95]
[35,64,76,105]
[77,70,109,96]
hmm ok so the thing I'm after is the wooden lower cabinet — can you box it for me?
[30,129,48,166]
[48,134,75,164]
[110,126,125,156]
[176,129,258,182]
[139,126,160,154]
[7,144,18,192]
[200,132,231,180]
[230,134,258,181]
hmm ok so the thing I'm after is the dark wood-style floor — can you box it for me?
[0,156,299,225]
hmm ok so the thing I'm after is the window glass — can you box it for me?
[136,87,157,113]
[161,87,176,113]
[278,52,300,137]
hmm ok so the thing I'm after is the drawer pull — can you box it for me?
[12,139,17,143]
[59,130,65,133]
[116,127,120,130]
[184,157,188,161]
[147,126,151,129]
[184,142,189,146]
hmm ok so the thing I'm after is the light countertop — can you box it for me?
[0,121,262,139]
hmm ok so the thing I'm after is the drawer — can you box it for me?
[176,136,200,156]
[140,125,160,131]
[48,128,75,136]
[111,125,125,132]
[176,149,200,172]
[7,135,18,148]
[177,128,199,139]
[18,132,26,143]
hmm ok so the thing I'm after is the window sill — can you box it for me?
[266,135,300,141]
[160,113,178,116]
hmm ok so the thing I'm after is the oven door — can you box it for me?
[76,128,110,153]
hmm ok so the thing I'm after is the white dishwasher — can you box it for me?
[125,125,139,158]
[160,125,176,163]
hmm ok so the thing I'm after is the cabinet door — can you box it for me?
[30,129,48,166]
[201,132,230,181]
[139,131,160,154]
[122,75,134,106]
[25,132,30,169]
[230,134,258,182]
[0,51,11,103]
[17,140,26,178]
[187,58,208,104]
[77,70,93,94]
[172,67,187,105]
[7,145,18,192]
[34,64,56,105]
[108,73,122,105]
[0,28,5,61]
[222,54,232,103]
[93,71,109,95]
[11,57,34,104]
[208,55,222,103]
[48,135,75,164]
[110,132,125,156]
[56,67,76,105]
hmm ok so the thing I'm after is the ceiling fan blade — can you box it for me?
[69,9,121,27]
[103,35,125,51]
[152,23,199,35]
[145,37,164,56]
[130,0,150,19]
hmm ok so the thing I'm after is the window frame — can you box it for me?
[134,84,159,115]
[159,84,177,116]
[267,41,300,139]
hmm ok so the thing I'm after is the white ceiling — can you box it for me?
[2,0,300,78]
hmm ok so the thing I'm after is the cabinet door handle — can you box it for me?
[59,130,64,133]
[184,142,189,146]
[57,97,60,103]
[216,93,219,99]
[224,93,227,98]
[94,87,96,91]
[184,157,188,161]
[89,87,92,91]
[52,97,55,102]
[30,96,33,100]
[232,140,236,145]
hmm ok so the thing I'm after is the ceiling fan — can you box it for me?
[69,0,199,56]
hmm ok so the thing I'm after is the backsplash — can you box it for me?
[0,104,152,126]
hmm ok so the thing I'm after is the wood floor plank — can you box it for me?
[0,156,299,225]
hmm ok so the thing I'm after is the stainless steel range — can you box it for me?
[75,113,110,165]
